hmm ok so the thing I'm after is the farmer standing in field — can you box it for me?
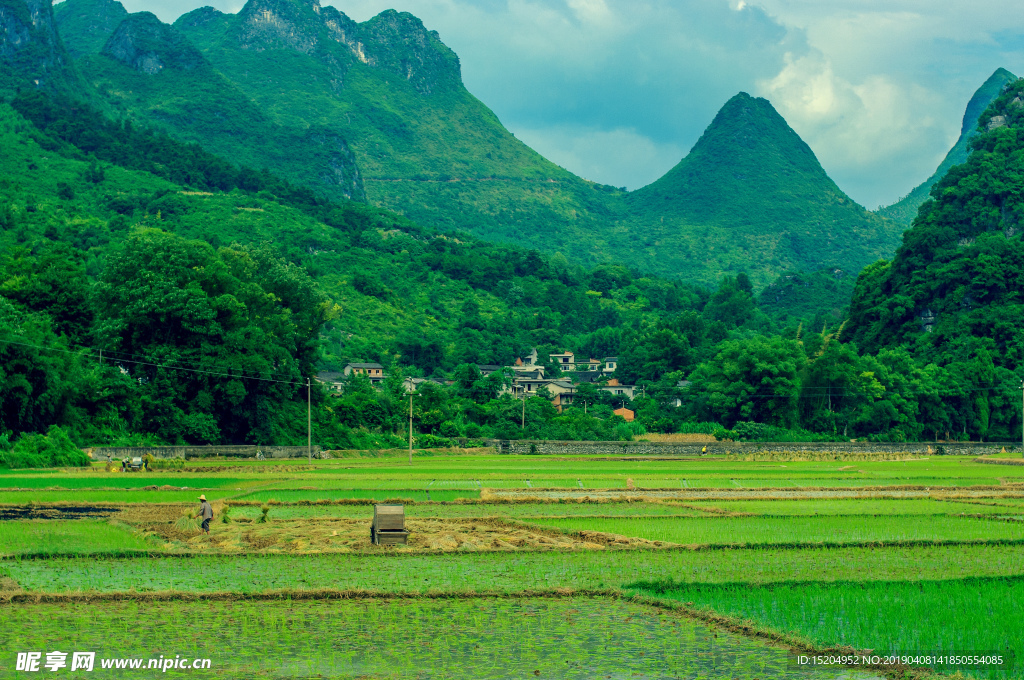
[195,495,214,534]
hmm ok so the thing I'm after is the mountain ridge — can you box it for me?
[26,0,900,289]
[103,11,205,74]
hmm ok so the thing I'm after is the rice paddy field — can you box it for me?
[1,450,1023,678]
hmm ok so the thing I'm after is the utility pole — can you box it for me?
[307,377,312,463]
[521,393,526,429]
[409,393,416,465]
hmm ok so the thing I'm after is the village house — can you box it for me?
[671,380,692,407]
[511,366,545,379]
[511,376,552,397]
[548,351,575,371]
[598,378,636,400]
[475,364,503,377]
[516,348,539,366]
[343,362,385,385]
[547,380,576,411]
[314,371,345,392]
[402,376,447,393]
[323,349,645,411]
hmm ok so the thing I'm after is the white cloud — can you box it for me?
[565,0,614,25]
[759,51,949,207]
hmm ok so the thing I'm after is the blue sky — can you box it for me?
[118,0,1024,208]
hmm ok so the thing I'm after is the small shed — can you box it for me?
[371,504,409,545]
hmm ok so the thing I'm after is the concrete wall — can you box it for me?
[490,439,1022,456]
[84,440,1021,460]
[84,445,322,460]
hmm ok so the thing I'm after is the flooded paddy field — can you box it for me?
[2,452,1023,678]
[0,596,882,679]
[629,577,1024,679]
[524,514,1024,546]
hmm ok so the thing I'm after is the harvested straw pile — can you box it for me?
[173,514,199,533]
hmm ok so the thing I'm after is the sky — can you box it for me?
[117,0,1024,208]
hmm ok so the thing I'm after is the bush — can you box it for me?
[0,426,90,469]
[714,421,844,442]
[613,424,634,441]
[677,421,720,435]
[438,421,463,438]
[416,433,454,449]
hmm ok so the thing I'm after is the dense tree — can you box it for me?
[687,336,804,428]
[90,230,328,444]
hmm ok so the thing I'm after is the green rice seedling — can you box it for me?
[0,490,239,503]
[0,597,823,679]
[9,543,1024,595]
[682,499,1012,516]
[236,489,480,502]
[0,520,156,556]
[258,506,270,524]
[0,476,257,490]
[628,576,1023,678]
[524,515,1024,546]
[148,456,186,470]
[221,505,232,524]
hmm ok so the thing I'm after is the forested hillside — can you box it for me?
[3,86,1020,453]
[847,77,1024,440]
[55,0,623,261]
[0,94,737,451]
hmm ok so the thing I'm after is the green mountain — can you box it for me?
[41,0,894,288]
[0,0,81,94]
[140,0,618,254]
[877,68,1017,226]
[70,9,365,201]
[621,93,901,287]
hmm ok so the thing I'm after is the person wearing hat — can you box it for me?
[194,495,214,534]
